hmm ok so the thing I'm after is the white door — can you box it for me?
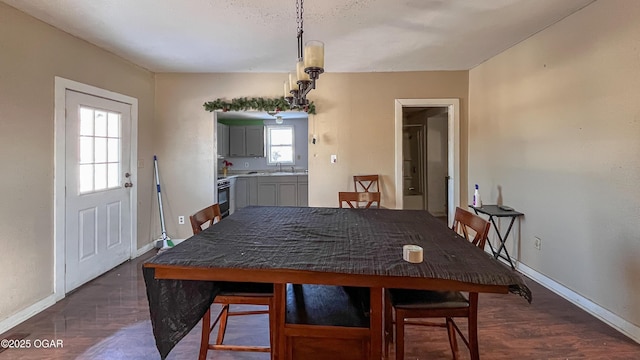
[65,90,133,292]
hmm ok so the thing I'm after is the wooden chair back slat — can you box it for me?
[353,175,379,193]
[339,191,381,209]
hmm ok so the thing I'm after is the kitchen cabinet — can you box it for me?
[228,125,264,157]
[257,176,297,206]
[297,175,308,206]
[229,126,246,157]
[217,123,229,157]
[234,176,258,209]
[235,174,307,209]
[245,126,265,157]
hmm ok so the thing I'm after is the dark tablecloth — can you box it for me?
[143,206,531,358]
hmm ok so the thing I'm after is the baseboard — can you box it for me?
[0,294,56,335]
[517,262,640,344]
[136,242,156,257]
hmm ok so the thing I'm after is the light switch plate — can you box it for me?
[330,155,337,163]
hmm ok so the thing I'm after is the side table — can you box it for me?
[469,205,523,270]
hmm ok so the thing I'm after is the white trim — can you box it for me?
[136,242,156,257]
[394,99,460,222]
[54,77,138,301]
[0,295,56,335]
[518,262,640,344]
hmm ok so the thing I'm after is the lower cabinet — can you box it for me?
[257,177,298,206]
[297,176,308,206]
[234,176,257,209]
[235,175,308,209]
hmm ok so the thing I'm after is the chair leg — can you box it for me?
[446,317,459,360]
[216,304,230,345]
[395,310,405,360]
[199,307,212,360]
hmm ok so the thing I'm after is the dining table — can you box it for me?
[143,205,531,359]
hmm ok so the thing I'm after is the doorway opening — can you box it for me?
[394,99,460,225]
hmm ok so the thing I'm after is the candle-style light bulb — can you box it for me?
[297,61,310,81]
[304,40,324,69]
[284,81,290,98]
[289,73,296,91]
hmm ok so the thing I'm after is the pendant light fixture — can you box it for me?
[284,0,324,110]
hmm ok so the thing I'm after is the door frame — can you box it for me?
[394,99,460,223]
[53,77,138,300]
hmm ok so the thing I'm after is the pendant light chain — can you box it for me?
[296,0,304,61]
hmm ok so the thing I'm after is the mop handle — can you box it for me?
[154,155,167,236]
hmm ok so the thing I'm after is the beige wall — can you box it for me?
[155,72,468,239]
[469,0,640,330]
[0,3,155,321]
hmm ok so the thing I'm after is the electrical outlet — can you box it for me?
[178,216,185,225]
[244,162,249,168]
[534,236,541,250]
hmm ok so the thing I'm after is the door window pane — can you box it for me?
[80,108,94,136]
[107,163,120,188]
[79,137,94,164]
[107,113,120,137]
[107,139,119,162]
[94,111,107,136]
[95,164,107,190]
[79,164,94,193]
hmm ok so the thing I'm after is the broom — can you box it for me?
[154,155,174,249]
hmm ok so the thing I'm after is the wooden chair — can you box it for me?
[338,191,381,209]
[190,204,275,360]
[189,204,222,234]
[353,174,379,192]
[385,207,491,360]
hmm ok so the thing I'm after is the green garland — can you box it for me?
[203,97,316,115]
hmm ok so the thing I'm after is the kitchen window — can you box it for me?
[266,125,294,164]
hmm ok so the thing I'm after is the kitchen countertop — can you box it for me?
[219,171,307,180]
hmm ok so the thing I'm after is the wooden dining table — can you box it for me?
[143,206,531,359]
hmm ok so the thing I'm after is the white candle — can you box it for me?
[304,40,324,69]
[297,61,310,81]
[283,81,289,98]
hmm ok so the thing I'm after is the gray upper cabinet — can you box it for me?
[228,125,264,157]
[245,126,265,157]
[217,123,229,157]
[229,126,246,157]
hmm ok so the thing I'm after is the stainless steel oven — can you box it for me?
[217,178,230,218]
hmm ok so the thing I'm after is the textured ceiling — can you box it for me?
[2,0,595,73]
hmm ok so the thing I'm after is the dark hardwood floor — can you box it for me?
[1,250,638,359]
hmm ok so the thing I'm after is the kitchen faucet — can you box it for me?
[277,162,282,172]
